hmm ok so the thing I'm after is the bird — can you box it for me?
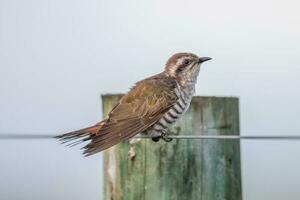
[56,52,211,156]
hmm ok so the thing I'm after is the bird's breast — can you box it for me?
[151,85,194,132]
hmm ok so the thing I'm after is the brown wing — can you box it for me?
[82,73,178,155]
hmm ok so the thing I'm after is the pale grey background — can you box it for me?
[1,0,300,199]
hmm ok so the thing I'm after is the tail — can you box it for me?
[57,117,145,156]
[55,121,106,156]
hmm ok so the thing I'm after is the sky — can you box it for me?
[0,0,300,199]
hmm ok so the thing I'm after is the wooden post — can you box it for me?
[102,94,242,200]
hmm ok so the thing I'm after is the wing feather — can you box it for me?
[58,73,179,156]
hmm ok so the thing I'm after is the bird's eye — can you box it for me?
[183,59,191,66]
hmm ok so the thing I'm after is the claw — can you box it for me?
[161,131,173,142]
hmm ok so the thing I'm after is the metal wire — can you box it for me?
[0,134,55,139]
[136,135,300,140]
[1,133,300,140]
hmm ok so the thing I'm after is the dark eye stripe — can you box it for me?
[176,67,184,73]
[176,64,188,73]
[183,59,190,65]
[175,59,193,73]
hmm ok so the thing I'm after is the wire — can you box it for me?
[0,134,55,139]
[1,133,300,140]
[137,135,300,140]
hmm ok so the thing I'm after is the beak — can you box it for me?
[198,57,212,63]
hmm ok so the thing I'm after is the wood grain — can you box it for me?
[102,94,242,200]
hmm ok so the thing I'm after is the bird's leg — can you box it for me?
[161,129,173,142]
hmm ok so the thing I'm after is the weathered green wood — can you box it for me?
[102,94,242,200]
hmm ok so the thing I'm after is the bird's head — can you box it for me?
[164,52,211,80]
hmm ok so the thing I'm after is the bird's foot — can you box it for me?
[152,136,161,142]
[161,130,173,142]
